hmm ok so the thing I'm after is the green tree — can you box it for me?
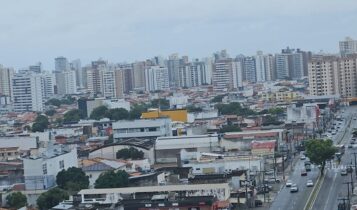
[94,170,129,189]
[186,105,203,113]
[56,167,89,193]
[45,109,56,116]
[211,95,226,103]
[63,109,84,123]
[305,139,337,175]
[268,107,285,115]
[106,108,129,121]
[151,99,170,110]
[32,115,49,132]
[90,106,109,120]
[6,192,27,209]
[60,95,76,105]
[219,125,242,133]
[129,103,149,119]
[215,102,257,116]
[262,115,283,126]
[37,188,69,210]
[116,147,144,160]
[45,98,61,107]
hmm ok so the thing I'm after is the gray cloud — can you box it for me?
[0,0,357,69]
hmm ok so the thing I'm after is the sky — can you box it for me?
[1,0,357,70]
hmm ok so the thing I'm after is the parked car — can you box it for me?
[300,155,306,160]
[255,200,263,207]
[264,177,280,184]
[306,180,314,187]
[290,184,299,193]
[265,169,274,175]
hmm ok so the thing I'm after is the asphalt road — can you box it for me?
[268,156,319,210]
[269,106,357,210]
[312,106,357,210]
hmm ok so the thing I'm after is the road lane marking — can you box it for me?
[323,172,337,210]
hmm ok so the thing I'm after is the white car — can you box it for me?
[306,180,314,187]
[290,184,299,193]
[286,180,293,187]
[300,155,306,160]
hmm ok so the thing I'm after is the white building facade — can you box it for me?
[12,74,45,112]
[145,66,169,91]
[23,145,78,190]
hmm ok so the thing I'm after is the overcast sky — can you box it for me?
[1,0,357,70]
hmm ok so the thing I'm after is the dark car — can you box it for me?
[255,200,263,207]
[301,169,307,176]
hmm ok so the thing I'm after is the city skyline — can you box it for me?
[1,0,357,69]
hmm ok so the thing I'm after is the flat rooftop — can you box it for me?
[78,183,229,195]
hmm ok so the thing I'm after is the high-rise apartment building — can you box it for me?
[12,74,45,112]
[308,55,357,98]
[339,37,357,56]
[119,64,134,93]
[0,65,14,98]
[275,47,308,80]
[55,56,69,72]
[264,54,276,81]
[243,56,256,83]
[29,62,42,73]
[86,59,107,96]
[255,51,266,82]
[212,59,233,92]
[100,70,116,98]
[114,69,124,98]
[70,59,82,88]
[308,56,339,96]
[42,72,56,99]
[338,57,357,97]
[133,61,146,90]
[167,54,181,87]
[145,66,169,91]
[232,59,244,89]
[55,70,77,95]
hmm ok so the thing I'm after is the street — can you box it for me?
[312,106,357,210]
[269,106,357,210]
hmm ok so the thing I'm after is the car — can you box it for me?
[301,169,307,176]
[347,167,353,173]
[306,180,314,187]
[351,141,355,145]
[265,177,280,184]
[255,200,263,207]
[286,180,293,187]
[257,184,272,194]
[290,184,299,193]
[348,144,353,148]
[304,161,311,166]
[341,169,348,176]
[300,155,306,160]
[265,169,274,175]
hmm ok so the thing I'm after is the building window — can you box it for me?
[59,160,64,169]
[42,163,47,175]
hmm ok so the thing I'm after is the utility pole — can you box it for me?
[350,160,354,193]
[337,197,349,210]
[352,152,357,177]
[343,181,352,208]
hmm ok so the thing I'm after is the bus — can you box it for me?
[335,144,345,156]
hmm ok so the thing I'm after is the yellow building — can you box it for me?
[141,109,188,122]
